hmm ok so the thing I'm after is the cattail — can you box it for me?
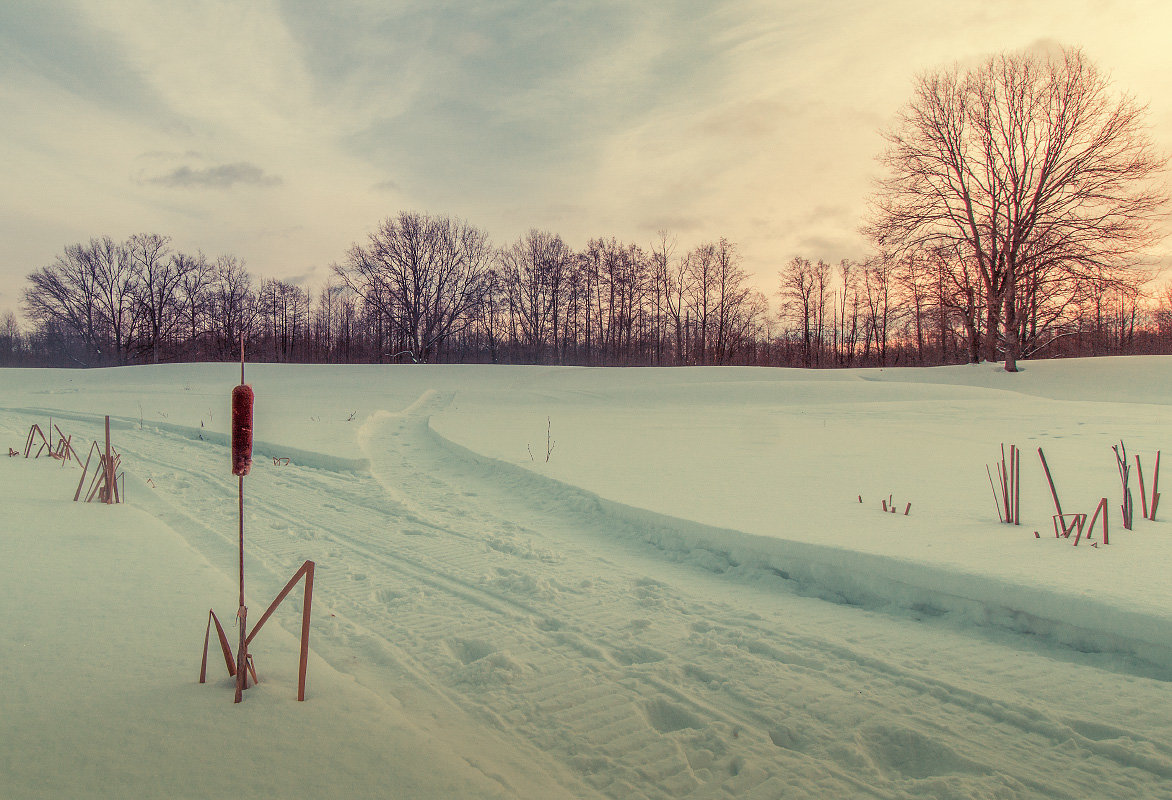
[232,384,254,476]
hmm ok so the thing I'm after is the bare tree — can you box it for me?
[683,242,719,364]
[335,212,492,363]
[648,231,677,365]
[779,256,819,367]
[210,255,257,356]
[867,46,1167,370]
[497,230,573,360]
[833,259,861,366]
[313,282,349,361]
[23,242,103,362]
[656,237,690,365]
[709,239,754,364]
[894,252,933,363]
[129,233,197,363]
[89,236,142,365]
[861,258,896,365]
[258,278,310,361]
[177,252,213,358]
[573,237,649,364]
[0,311,24,366]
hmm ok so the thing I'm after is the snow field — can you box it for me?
[432,365,1172,672]
[2,358,1172,798]
[0,457,516,800]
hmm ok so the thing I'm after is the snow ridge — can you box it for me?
[423,413,1172,680]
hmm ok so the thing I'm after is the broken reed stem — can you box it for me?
[52,424,69,465]
[24,424,50,458]
[1086,497,1109,545]
[988,444,1020,525]
[1152,451,1161,521]
[1148,449,1157,501]
[299,563,313,701]
[200,609,236,683]
[73,446,93,501]
[1114,442,1133,530]
[1137,451,1162,522]
[1013,446,1020,525]
[1137,455,1149,520]
[85,462,104,502]
[1038,448,1063,518]
[245,560,316,702]
[996,462,1007,511]
[987,464,1004,523]
[1000,444,1011,523]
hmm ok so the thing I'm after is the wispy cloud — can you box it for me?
[1,0,1170,318]
[0,3,180,128]
[147,162,282,189]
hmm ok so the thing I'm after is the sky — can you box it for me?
[1,0,1171,320]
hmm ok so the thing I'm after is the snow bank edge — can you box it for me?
[427,418,1172,679]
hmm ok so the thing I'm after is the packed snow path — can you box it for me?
[58,388,1171,800]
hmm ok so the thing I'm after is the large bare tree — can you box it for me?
[335,212,492,363]
[24,236,142,365]
[129,233,201,363]
[89,237,142,365]
[24,242,102,361]
[867,46,1167,370]
[209,255,257,357]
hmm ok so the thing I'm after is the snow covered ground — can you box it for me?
[2,358,1172,798]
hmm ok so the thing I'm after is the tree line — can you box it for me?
[6,223,774,368]
[3,220,1167,370]
[3,46,1167,371]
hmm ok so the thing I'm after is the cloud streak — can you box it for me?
[147,162,282,189]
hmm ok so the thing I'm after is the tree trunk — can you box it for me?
[1003,268,1019,372]
[982,287,1001,363]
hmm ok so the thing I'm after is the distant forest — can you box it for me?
[0,216,1165,370]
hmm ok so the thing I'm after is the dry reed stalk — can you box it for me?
[1086,498,1109,545]
[987,465,1004,523]
[1038,448,1063,518]
[1013,446,1021,525]
[1151,451,1161,521]
[104,417,112,505]
[245,560,316,701]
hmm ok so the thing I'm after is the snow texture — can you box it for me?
[2,357,1172,799]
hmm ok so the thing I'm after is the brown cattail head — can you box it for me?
[232,384,254,476]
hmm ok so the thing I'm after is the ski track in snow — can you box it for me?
[13,395,1172,800]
